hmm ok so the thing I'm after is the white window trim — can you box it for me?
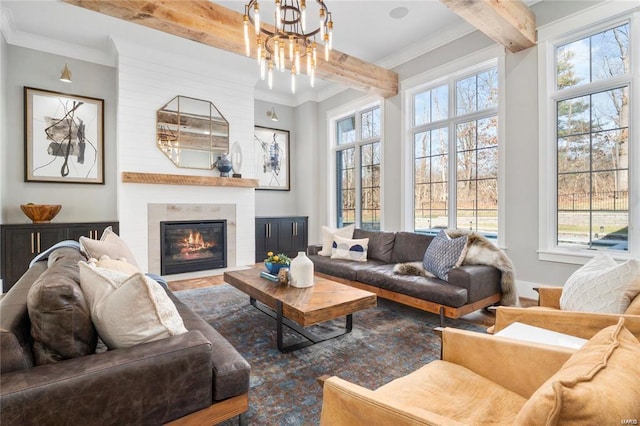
[326,95,383,229]
[538,3,640,264]
[401,45,506,248]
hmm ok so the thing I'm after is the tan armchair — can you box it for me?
[320,320,640,425]
[489,286,640,339]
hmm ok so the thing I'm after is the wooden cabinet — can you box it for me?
[1,221,118,293]
[255,216,308,262]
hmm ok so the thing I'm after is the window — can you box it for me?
[538,4,639,262]
[554,22,630,252]
[335,105,381,230]
[411,66,499,239]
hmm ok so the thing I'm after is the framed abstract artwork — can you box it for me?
[24,87,104,184]
[254,126,290,191]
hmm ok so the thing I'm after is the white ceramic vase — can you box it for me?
[290,251,314,288]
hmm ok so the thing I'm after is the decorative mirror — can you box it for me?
[156,96,229,169]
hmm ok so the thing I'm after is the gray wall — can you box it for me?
[1,32,7,224]
[2,45,117,224]
[253,99,299,217]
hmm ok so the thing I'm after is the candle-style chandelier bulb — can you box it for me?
[243,0,334,91]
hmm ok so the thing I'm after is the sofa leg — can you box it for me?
[439,307,445,327]
[238,412,248,426]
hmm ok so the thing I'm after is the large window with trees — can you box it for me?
[335,105,381,230]
[412,65,499,238]
[555,22,630,251]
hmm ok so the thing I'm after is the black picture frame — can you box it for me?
[254,125,290,191]
[24,86,104,184]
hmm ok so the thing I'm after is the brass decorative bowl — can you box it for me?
[20,204,62,223]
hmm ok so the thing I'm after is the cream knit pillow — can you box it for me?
[560,253,640,314]
[78,261,187,349]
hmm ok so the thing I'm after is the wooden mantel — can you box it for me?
[122,172,258,188]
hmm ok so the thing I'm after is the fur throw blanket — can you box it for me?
[394,230,518,306]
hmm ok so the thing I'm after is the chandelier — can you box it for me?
[243,0,334,93]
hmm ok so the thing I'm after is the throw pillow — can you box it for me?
[79,226,140,268]
[516,318,640,424]
[78,261,187,349]
[559,253,640,314]
[27,247,97,365]
[422,230,468,281]
[331,235,369,262]
[319,224,355,256]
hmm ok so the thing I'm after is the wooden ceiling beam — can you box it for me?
[62,0,398,97]
[440,0,536,53]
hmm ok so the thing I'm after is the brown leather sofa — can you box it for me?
[0,247,250,425]
[309,229,503,323]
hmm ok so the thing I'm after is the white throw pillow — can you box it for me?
[80,226,140,268]
[78,261,187,349]
[560,253,640,314]
[319,224,355,256]
[331,235,369,262]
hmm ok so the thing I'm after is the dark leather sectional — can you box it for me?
[0,247,250,425]
[309,229,502,323]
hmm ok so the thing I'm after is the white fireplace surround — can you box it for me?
[149,204,237,276]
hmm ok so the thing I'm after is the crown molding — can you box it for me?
[1,8,115,67]
[377,20,477,70]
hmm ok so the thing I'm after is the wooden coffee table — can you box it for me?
[223,268,377,352]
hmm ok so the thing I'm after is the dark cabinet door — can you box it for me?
[255,217,308,262]
[67,222,119,241]
[255,218,279,262]
[1,225,66,292]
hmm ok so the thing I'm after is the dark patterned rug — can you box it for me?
[175,285,486,425]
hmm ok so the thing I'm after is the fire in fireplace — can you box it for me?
[160,220,227,275]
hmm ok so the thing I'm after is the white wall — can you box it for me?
[1,45,117,224]
[113,38,257,274]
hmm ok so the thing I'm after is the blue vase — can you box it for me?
[265,261,286,275]
[216,154,233,177]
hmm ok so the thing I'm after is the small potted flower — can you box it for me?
[264,251,291,275]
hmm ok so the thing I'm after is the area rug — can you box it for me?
[175,285,486,425]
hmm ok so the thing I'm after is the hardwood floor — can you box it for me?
[168,272,536,328]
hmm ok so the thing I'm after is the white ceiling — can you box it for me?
[1,0,483,104]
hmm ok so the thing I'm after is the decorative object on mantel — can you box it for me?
[230,141,243,178]
[242,0,334,93]
[254,126,290,191]
[20,204,62,223]
[156,95,229,170]
[121,172,258,188]
[24,87,104,184]
[290,251,314,288]
[215,154,233,177]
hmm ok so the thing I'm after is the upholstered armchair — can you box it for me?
[320,320,640,425]
[488,286,640,339]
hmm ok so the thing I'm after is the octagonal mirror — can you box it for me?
[157,96,229,169]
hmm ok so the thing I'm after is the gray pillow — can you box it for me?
[422,230,468,281]
[353,229,395,262]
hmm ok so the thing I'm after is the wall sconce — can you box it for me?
[60,63,72,83]
[266,107,279,122]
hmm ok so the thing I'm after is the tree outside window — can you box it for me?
[335,106,381,229]
[412,66,499,238]
[555,23,629,251]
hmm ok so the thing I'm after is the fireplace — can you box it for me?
[160,220,227,275]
